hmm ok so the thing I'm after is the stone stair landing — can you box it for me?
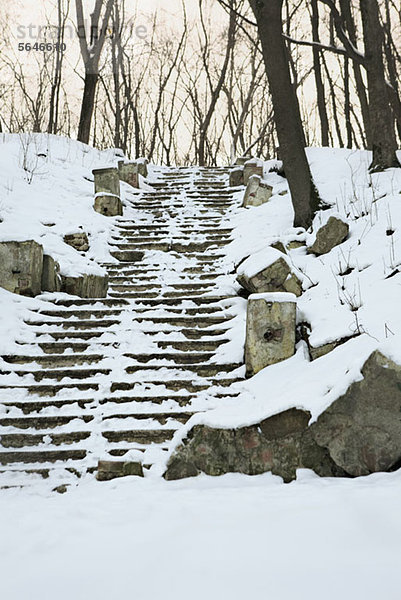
[0,166,245,489]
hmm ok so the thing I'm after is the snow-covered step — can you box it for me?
[0,165,245,483]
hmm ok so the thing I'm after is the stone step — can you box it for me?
[35,331,107,340]
[0,431,91,448]
[102,411,194,424]
[0,415,94,430]
[54,299,129,307]
[125,363,242,376]
[110,250,145,262]
[0,449,87,465]
[99,395,194,407]
[2,354,104,367]
[114,226,233,234]
[111,378,242,393]
[111,241,228,252]
[156,339,229,351]
[124,352,214,364]
[109,284,217,293]
[38,342,91,354]
[127,316,232,326]
[1,398,95,414]
[5,367,111,382]
[38,309,122,319]
[0,383,99,396]
[102,429,176,444]
[27,319,120,329]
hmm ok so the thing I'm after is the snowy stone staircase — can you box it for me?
[0,166,245,489]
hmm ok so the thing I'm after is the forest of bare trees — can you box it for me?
[0,0,400,181]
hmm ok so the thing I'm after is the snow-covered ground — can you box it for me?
[1,470,401,600]
[1,136,401,598]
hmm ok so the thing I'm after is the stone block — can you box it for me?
[94,194,123,217]
[97,460,144,481]
[307,216,349,255]
[0,240,43,297]
[92,167,120,197]
[237,247,302,296]
[229,167,244,187]
[164,408,343,483]
[63,232,89,252]
[136,158,148,178]
[311,351,401,476]
[245,292,296,376]
[242,175,273,208]
[61,273,108,298]
[234,155,252,166]
[243,159,263,184]
[118,161,139,188]
[41,255,61,292]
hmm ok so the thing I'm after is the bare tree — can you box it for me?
[249,0,321,229]
[75,0,113,144]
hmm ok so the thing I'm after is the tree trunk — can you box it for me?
[311,0,329,146]
[249,0,320,229]
[360,0,400,171]
[77,70,98,145]
[339,0,371,147]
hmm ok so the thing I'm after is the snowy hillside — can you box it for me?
[165,148,401,443]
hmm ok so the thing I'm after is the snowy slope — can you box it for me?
[165,148,401,444]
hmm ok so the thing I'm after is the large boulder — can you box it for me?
[307,216,349,255]
[234,155,252,166]
[237,247,302,296]
[61,273,109,298]
[245,292,296,376]
[164,408,344,483]
[311,351,401,476]
[242,175,273,208]
[0,240,43,297]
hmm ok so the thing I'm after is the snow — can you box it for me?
[1,471,401,600]
[236,246,290,278]
[0,133,150,278]
[1,139,401,597]
[249,291,297,303]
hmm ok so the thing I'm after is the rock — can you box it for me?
[61,273,108,298]
[0,240,43,297]
[41,255,61,292]
[245,292,296,376]
[242,175,273,208]
[309,334,359,361]
[237,247,300,295]
[118,161,139,188]
[229,167,244,187]
[63,232,89,252]
[136,158,148,178]
[282,272,303,296]
[243,159,263,184]
[286,240,306,250]
[94,194,123,217]
[92,167,120,197]
[164,408,343,483]
[234,155,252,166]
[97,460,144,481]
[311,351,401,476]
[307,216,349,255]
